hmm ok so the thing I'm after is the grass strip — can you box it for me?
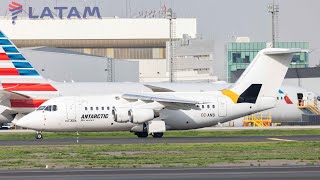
[0,141,319,169]
[1,129,320,140]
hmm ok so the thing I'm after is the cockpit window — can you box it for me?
[44,105,52,111]
[52,105,58,111]
[37,106,46,111]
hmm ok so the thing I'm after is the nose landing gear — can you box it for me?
[35,131,43,139]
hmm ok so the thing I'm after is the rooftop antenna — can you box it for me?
[268,0,279,48]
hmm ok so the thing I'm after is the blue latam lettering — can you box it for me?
[28,7,39,18]
[83,7,101,18]
[67,7,81,19]
[40,7,54,18]
[28,7,101,19]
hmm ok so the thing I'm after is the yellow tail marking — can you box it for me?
[221,90,239,104]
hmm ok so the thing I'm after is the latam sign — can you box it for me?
[8,1,102,24]
[28,7,102,19]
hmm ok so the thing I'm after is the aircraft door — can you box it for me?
[66,103,76,120]
[297,93,303,106]
[218,97,227,117]
[42,107,47,126]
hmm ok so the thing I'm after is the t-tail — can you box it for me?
[222,48,304,105]
[0,31,58,112]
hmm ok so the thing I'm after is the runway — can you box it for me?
[0,135,319,146]
[0,166,319,180]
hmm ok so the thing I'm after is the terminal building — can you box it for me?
[226,37,309,83]
[0,17,215,82]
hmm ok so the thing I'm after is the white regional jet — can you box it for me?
[16,46,303,138]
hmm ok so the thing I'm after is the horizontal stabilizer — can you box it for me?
[263,49,307,55]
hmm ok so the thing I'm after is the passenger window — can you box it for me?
[277,97,279,100]
[212,105,215,108]
[102,107,104,110]
[45,106,52,111]
[207,105,210,108]
[281,97,283,100]
[107,107,110,110]
[202,105,204,109]
[85,107,87,111]
[90,107,93,111]
[96,107,99,110]
[52,105,57,111]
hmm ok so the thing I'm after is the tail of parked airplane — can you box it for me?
[0,31,58,110]
[222,48,302,104]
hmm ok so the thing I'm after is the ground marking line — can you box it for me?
[267,138,297,142]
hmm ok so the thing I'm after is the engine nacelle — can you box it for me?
[128,108,156,124]
[112,107,130,123]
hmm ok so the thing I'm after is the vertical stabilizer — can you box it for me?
[223,48,303,103]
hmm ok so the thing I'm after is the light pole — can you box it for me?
[268,0,279,48]
[166,8,176,83]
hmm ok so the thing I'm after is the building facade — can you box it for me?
[0,17,216,82]
[226,40,309,82]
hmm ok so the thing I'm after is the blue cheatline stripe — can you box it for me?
[3,46,19,53]
[0,39,12,45]
[8,54,26,60]
[0,32,4,38]
[17,69,39,76]
[13,62,33,68]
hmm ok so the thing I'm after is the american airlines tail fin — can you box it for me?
[222,48,303,104]
[0,31,58,109]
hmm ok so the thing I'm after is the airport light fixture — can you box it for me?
[268,0,279,48]
[166,8,177,83]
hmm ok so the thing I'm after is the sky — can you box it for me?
[1,0,319,80]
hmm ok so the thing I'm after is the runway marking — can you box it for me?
[267,138,297,142]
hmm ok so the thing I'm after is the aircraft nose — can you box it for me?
[15,114,34,129]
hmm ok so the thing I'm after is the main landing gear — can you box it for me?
[135,132,149,138]
[134,132,164,138]
[152,132,164,138]
[35,131,43,139]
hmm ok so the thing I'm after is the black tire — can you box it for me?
[135,132,148,138]
[36,133,43,139]
[152,133,164,138]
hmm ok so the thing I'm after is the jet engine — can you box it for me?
[112,107,130,123]
[128,108,158,124]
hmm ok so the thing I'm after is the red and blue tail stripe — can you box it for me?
[0,31,59,110]
[3,83,57,91]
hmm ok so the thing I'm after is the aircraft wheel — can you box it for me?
[135,132,148,138]
[35,133,43,139]
[152,133,164,138]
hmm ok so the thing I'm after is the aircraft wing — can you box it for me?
[0,90,31,100]
[122,93,203,110]
[143,84,175,92]
[0,83,31,116]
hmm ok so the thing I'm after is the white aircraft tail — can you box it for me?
[223,48,303,104]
